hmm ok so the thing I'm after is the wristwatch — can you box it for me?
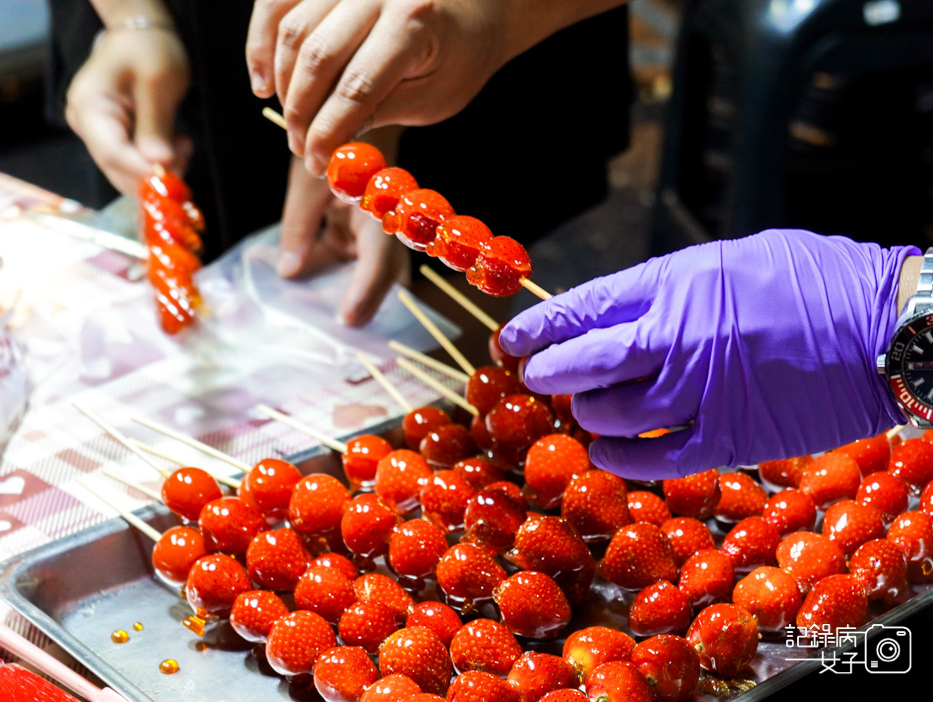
[878,247,933,428]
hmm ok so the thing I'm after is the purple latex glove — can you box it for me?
[500,229,919,479]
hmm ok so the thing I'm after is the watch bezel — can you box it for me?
[884,309,933,423]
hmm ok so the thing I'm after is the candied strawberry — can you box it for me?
[796,573,868,635]
[353,573,414,624]
[420,469,477,532]
[719,516,780,573]
[685,603,758,678]
[378,626,452,696]
[387,518,448,581]
[506,516,595,604]
[467,236,533,297]
[462,483,528,554]
[858,472,911,523]
[731,566,802,634]
[489,325,522,373]
[293,565,356,624]
[849,539,909,601]
[266,610,338,677]
[312,552,359,581]
[523,434,590,510]
[326,142,387,203]
[714,472,768,523]
[494,570,572,640]
[798,452,861,508]
[627,580,692,637]
[822,499,885,556]
[889,438,933,490]
[508,652,578,702]
[198,496,266,555]
[450,618,523,676]
[486,395,554,450]
[406,601,461,648]
[775,531,846,592]
[152,525,207,587]
[161,467,222,523]
[600,522,678,590]
[663,469,720,520]
[246,527,312,590]
[920,480,933,518]
[403,406,451,450]
[584,661,653,702]
[836,434,891,475]
[289,473,351,538]
[185,554,251,618]
[757,455,812,489]
[360,167,419,219]
[238,458,301,522]
[466,366,523,415]
[383,188,454,251]
[660,518,715,566]
[342,434,393,489]
[338,601,398,655]
[562,626,636,685]
[561,470,630,542]
[469,414,496,452]
[677,549,734,610]
[630,635,700,702]
[341,493,399,561]
[886,510,933,582]
[428,215,495,272]
[626,492,671,526]
[420,425,477,469]
[314,646,381,702]
[408,695,446,702]
[375,449,432,514]
[359,673,421,702]
[454,455,505,490]
[761,488,816,536]
[436,543,507,611]
[230,590,289,643]
[447,670,520,702]
[539,691,587,702]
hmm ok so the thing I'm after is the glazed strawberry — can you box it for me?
[889,438,933,490]
[506,516,595,604]
[238,458,301,522]
[489,324,522,373]
[796,573,868,635]
[160,467,222,523]
[406,601,462,648]
[857,471,909,523]
[420,469,477,532]
[600,522,678,590]
[630,635,700,702]
[660,518,715,566]
[719,516,780,573]
[886,510,933,582]
[427,215,495,272]
[562,470,630,542]
[294,565,357,624]
[447,670,520,702]
[266,609,338,677]
[383,188,455,251]
[822,499,885,556]
[523,434,590,510]
[375,449,432,514]
[378,626,452,696]
[920,479,933,518]
[798,452,861,508]
[312,552,359,581]
[358,674,422,702]
[584,661,653,702]
[341,493,399,562]
[761,488,816,536]
[246,527,312,590]
[507,652,578,702]
[407,694,446,702]
[454,456,506,491]
[627,580,692,637]
[353,573,415,624]
[185,554,251,618]
[836,434,891,475]
[436,543,507,611]
[714,472,768,522]
[314,646,381,702]
[486,395,554,451]
[562,626,636,684]
[338,601,399,655]
[327,142,387,203]
[420,425,477,469]
[493,570,572,640]
[677,549,735,610]
[469,413,496,452]
[462,483,528,554]
[538,691,587,702]
[152,525,207,587]
[849,539,909,601]
[775,531,846,592]
[387,518,448,581]
[466,366,523,415]
[229,590,289,643]
[757,455,812,489]
[289,473,351,538]
[467,236,533,297]
[403,406,452,450]
[685,603,758,678]
[626,492,672,526]
[450,618,523,676]
[198,496,266,555]
[360,167,419,219]
[342,435,393,489]
[731,566,802,634]
[663,469,721,520]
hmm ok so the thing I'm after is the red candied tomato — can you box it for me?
[402,406,451,450]
[198,496,267,555]
[152,525,207,587]
[342,434,393,489]
[161,467,222,523]
[489,323,522,372]
[238,458,302,522]
[185,553,251,618]
[360,167,418,219]
[427,215,493,272]
[466,236,532,297]
[382,189,455,251]
[139,169,191,203]
[326,142,387,203]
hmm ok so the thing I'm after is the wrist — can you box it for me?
[897,255,923,315]
[90,0,174,31]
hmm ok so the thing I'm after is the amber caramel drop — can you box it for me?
[182,615,206,637]
[110,630,129,644]
[133,622,144,631]
[159,660,179,675]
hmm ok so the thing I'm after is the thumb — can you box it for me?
[278,156,334,277]
[132,76,179,164]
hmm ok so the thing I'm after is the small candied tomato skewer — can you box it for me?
[360,167,419,219]
[326,142,388,203]
[383,188,455,252]
[101,464,222,525]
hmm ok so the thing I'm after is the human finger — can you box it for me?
[278,155,336,277]
[571,382,697,438]
[245,0,302,97]
[273,0,340,109]
[588,427,709,480]
[132,71,185,165]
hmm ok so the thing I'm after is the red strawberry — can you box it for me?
[375,449,432,514]
[822,499,885,556]
[265,610,337,677]
[337,601,398,655]
[462,483,528,554]
[889,438,933,489]
[420,469,477,532]
[198,496,267,555]
[584,661,653,702]
[342,434,393,489]
[507,652,578,702]
[714,472,768,522]
[420,424,477,469]
[239,458,301,522]
[387,518,448,582]
[312,552,359,581]
[660,518,715,566]
[663,469,721,520]
[453,456,506,491]
[341,493,399,561]
[562,626,636,684]
[798,452,861,508]
[493,570,572,640]
[161,467,222,523]
[506,516,595,604]
[836,434,891,475]
[486,395,555,451]
[378,626,453,697]
[731,566,802,634]
[795,573,868,634]
[719,516,780,573]
[408,695,447,702]
[245,527,312,591]
[561,470,630,543]
[920,480,933,518]
[436,543,507,611]
[450,617,523,676]
[685,603,758,678]
[758,455,812,489]
[626,491,671,526]
[849,538,909,601]
[353,573,414,624]
[294,565,357,624]
[627,580,692,637]
[289,474,351,538]
[761,488,816,536]
[185,554,251,618]
[403,405,452,450]
[359,673,421,702]
[314,646,381,702]
[406,601,462,648]
[630,635,700,702]
[599,522,678,590]
[677,549,735,610]
[151,525,207,587]
[775,531,846,593]
[523,434,590,509]
[466,366,523,414]
[886,510,933,582]
[539,691,587,702]
[229,590,289,643]
[447,671,520,702]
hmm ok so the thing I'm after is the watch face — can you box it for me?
[887,313,933,422]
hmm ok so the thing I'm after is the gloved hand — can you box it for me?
[499,229,919,479]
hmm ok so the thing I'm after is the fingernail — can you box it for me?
[277,251,302,277]
[289,134,304,158]
[137,136,172,162]
[250,70,267,94]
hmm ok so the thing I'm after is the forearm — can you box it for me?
[897,255,923,314]
[89,0,174,28]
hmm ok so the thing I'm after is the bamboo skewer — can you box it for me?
[397,290,476,376]
[129,439,241,489]
[131,416,251,473]
[419,265,498,332]
[356,353,414,413]
[77,478,162,543]
[102,469,162,502]
[387,340,470,384]
[886,425,907,442]
[256,404,348,454]
[396,357,479,416]
[262,107,287,129]
[73,403,169,476]
[520,278,552,300]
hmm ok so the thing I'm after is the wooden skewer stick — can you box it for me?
[397,290,476,376]
[129,438,241,489]
[886,424,907,442]
[73,402,169,476]
[77,478,162,543]
[396,357,479,416]
[419,265,498,332]
[263,107,287,130]
[102,468,162,502]
[356,353,414,413]
[520,277,552,300]
[131,416,251,473]
[256,404,348,454]
[387,340,470,384]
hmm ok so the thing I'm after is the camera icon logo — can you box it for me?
[863,624,911,674]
